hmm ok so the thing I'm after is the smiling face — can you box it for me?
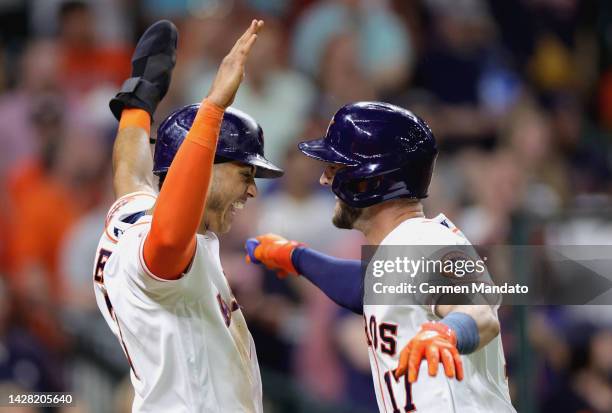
[202,161,257,234]
[319,164,363,230]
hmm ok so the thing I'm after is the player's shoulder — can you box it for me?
[103,191,157,244]
[383,213,470,246]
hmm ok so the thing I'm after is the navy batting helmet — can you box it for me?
[298,101,437,208]
[153,104,283,178]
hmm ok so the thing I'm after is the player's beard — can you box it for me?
[203,190,232,234]
[332,199,363,229]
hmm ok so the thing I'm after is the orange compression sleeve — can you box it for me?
[119,108,151,135]
[143,100,224,279]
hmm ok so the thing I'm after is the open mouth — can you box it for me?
[229,200,246,216]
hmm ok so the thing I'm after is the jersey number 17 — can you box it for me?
[366,315,416,413]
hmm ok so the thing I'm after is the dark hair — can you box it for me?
[59,1,89,20]
[158,173,166,191]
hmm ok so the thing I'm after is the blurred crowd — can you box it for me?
[0,0,611,412]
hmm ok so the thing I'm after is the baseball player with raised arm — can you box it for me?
[93,19,283,412]
[246,102,516,412]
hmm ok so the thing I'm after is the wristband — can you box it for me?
[119,108,151,134]
[440,312,480,354]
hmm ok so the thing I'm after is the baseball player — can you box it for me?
[93,19,282,412]
[246,102,516,412]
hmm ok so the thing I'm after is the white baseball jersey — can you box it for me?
[93,192,263,413]
[363,214,515,413]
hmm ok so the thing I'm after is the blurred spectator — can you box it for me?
[254,143,365,402]
[217,188,301,377]
[598,70,612,130]
[292,0,412,93]
[60,169,113,312]
[0,40,61,178]
[2,92,109,361]
[189,18,315,165]
[500,96,568,215]
[139,0,198,21]
[335,310,378,411]
[550,95,612,201]
[528,32,575,93]
[256,144,343,250]
[4,93,77,300]
[458,149,527,243]
[31,0,130,43]
[56,0,130,96]
[415,0,520,151]
[246,0,294,18]
[4,95,107,301]
[0,277,64,393]
[313,32,377,119]
[542,325,612,413]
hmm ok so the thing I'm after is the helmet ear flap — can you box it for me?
[332,168,392,208]
[332,161,434,208]
[348,176,385,195]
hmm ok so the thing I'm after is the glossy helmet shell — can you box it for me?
[298,101,437,207]
[154,104,283,178]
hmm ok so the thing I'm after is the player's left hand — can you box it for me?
[245,234,303,278]
[207,19,264,108]
[394,322,464,383]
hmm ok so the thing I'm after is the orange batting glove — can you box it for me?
[394,322,464,383]
[245,234,304,278]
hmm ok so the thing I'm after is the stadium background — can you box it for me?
[0,0,611,412]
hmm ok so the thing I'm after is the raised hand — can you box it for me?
[207,20,264,108]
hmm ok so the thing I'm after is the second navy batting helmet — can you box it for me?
[153,104,283,178]
[298,101,437,208]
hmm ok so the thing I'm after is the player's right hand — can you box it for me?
[245,234,303,278]
[207,19,264,109]
[109,20,178,120]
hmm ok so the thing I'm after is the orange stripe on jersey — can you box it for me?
[365,315,390,413]
[370,346,390,413]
